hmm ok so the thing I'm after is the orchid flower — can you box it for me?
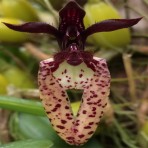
[3,0,141,145]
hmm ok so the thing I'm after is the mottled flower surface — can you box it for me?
[3,0,141,145]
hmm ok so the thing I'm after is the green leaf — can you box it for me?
[9,113,61,142]
[0,96,80,116]
[0,96,45,116]
[9,113,103,148]
[0,139,53,148]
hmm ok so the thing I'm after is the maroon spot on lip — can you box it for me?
[56,125,65,129]
[61,91,65,93]
[79,74,83,78]
[92,107,96,111]
[87,98,90,101]
[96,122,99,125]
[99,115,103,118]
[102,63,106,67]
[48,118,52,122]
[95,79,99,82]
[82,110,87,114]
[101,111,104,114]
[51,108,58,112]
[97,99,101,103]
[86,86,89,89]
[87,102,92,105]
[73,129,78,133]
[93,111,96,115]
[93,94,98,97]
[66,113,70,116]
[75,123,79,126]
[88,131,94,135]
[84,126,91,129]
[67,140,73,144]
[89,122,94,125]
[101,92,105,95]
[66,136,74,140]
[49,82,55,85]
[65,106,69,109]
[43,87,48,90]
[102,103,107,108]
[62,94,66,97]
[67,117,73,120]
[89,115,95,117]
[78,134,85,139]
[55,104,61,108]
[90,91,94,94]
[46,111,51,114]
[61,120,67,124]
[59,84,63,88]
[90,95,93,99]
[64,69,67,73]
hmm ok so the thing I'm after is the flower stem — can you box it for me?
[122,53,137,102]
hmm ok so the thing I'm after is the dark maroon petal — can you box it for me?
[3,22,60,37]
[59,1,85,33]
[82,17,142,39]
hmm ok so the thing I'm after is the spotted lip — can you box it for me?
[38,57,110,145]
[3,0,142,145]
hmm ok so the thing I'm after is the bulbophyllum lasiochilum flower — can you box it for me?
[3,0,141,145]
